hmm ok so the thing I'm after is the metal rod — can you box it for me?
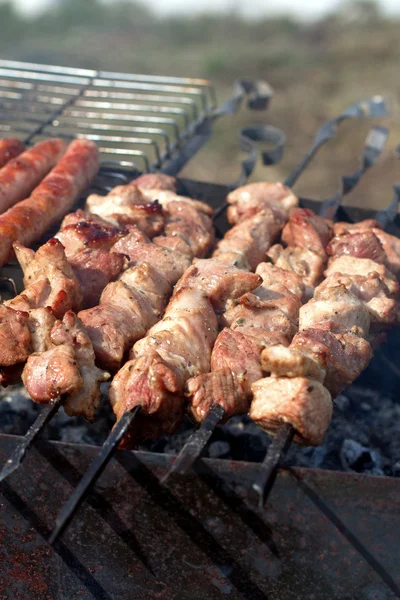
[161,404,225,484]
[49,406,140,545]
[248,423,295,510]
[0,397,63,483]
[284,97,389,188]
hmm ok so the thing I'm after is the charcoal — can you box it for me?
[340,439,384,475]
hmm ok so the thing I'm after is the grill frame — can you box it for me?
[0,59,218,174]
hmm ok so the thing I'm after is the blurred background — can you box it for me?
[1,0,399,208]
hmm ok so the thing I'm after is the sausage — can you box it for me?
[0,138,100,266]
[0,138,25,168]
[0,138,67,214]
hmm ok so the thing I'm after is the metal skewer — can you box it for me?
[49,406,140,545]
[161,120,389,486]
[0,397,63,482]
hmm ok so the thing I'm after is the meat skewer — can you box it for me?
[49,181,294,542]
[0,174,216,482]
[249,189,400,509]
[161,124,388,482]
[0,138,25,169]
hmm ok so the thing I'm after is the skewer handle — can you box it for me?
[248,423,294,510]
[162,404,225,484]
[0,397,63,483]
[49,406,140,545]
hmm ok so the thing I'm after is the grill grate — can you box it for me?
[0,59,216,174]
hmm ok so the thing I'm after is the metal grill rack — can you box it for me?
[0,59,217,175]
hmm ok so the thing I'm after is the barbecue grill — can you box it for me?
[0,60,399,600]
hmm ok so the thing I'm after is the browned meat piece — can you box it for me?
[372,229,400,278]
[250,376,333,446]
[79,282,154,372]
[153,234,194,259]
[23,311,109,419]
[267,244,326,291]
[86,184,165,237]
[119,263,172,317]
[332,219,382,236]
[214,208,286,270]
[317,272,399,327]
[119,242,191,286]
[186,330,262,424]
[69,248,125,308]
[255,262,305,301]
[0,138,99,266]
[281,207,332,256]
[111,225,151,255]
[23,344,82,402]
[0,306,31,366]
[291,324,373,396]
[224,294,298,341]
[299,284,370,337]
[163,200,214,257]
[0,139,66,214]
[141,188,213,216]
[327,230,386,264]
[25,308,56,354]
[325,256,398,296]
[79,259,172,371]
[248,285,302,321]
[0,138,25,168]
[187,368,246,424]
[133,173,177,191]
[11,238,82,318]
[110,288,218,440]
[56,210,125,256]
[173,258,262,313]
[227,181,297,224]
[260,344,325,381]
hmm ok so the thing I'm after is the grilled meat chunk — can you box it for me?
[250,376,333,446]
[0,306,31,366]
[173,259,262,314]
[133,173,177,191]
[214,208,286,270]
[332,219,382,236]
[140,188,213,216]
[86,184,165,237]
[78,264,168,372]
[55,210,125,256]
[268,244,326,292]
[282,207,332,256]
[299,284,370,338]
[227,181,298,224]
[69,248,125,309]
[23,311,109,420]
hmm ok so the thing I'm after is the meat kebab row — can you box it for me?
[0,166,218,421]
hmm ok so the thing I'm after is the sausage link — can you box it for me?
[0,138,25,168]
[0,138,67,214]
[0,138,99,265]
